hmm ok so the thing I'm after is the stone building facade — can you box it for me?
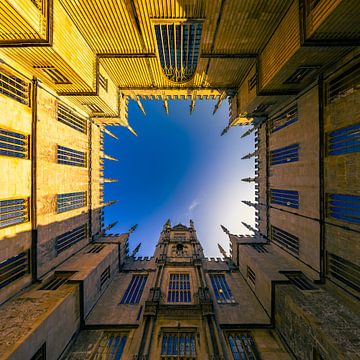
[0,0,359,359]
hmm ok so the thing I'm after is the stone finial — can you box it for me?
[131,243,141,257]
[241,222,257,233]
[128,224,138,233]
[242,200,258,209]
[103,153,118,161]
[241,127,255,138]
[241,177,256,183]
[163,219,171,229]
[101,200,118,208]
[103,127,118,139]
[217,243,227,258]
[213,91,226,115]
[163,99,169,115]
[221,225,230,235]
[241,150,257,160]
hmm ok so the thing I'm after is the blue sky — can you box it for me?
[104,99,255,257]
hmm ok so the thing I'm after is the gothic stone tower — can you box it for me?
[66,220,289,359]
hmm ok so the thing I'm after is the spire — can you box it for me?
[103,127,118,140]
[132,95,146,115]
[163,98,169,115]
[218,243,227,258]
[241,150,257,160]
[241,222,257,233]
[103,153,118,161]
[221,225,230,235]
[101,200,118,208]
[241,177,256,183]
[103,178,118,183]
[128,224,138,233]
[241,127,255,138]
[119,93,138,136]
[213,91,226,115]
[221,125,230,136]
[190,99,195,114]
[103,221,118,233]
[131,243,141,257]
[163,219,171,229]
[242,200,258,209]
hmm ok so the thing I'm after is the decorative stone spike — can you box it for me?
[163,219,171,229]
[163,99,169,115]
[217,243,227,258]
[213,91,226,115]
[128,224,138,233]
[220,225,230,235]
[131,243,141,257]
[103,154,118,161]
[135,96,146,115]
[101,200,118,208]
[103,127,118,140]
[103,221,118,233]
[241,222,257,233]
[103,178,118,183]
[241,151,257,160]
[190,99,195,114]
[241,127,256,138]
[241,177,256,183]
[242,200,259,209]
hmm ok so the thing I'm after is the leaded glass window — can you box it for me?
[167,273,191,303]
[161,331,196,358]
[93,332,127,359]
[120,274,148,304]
[154,22,202,83]
[209,274,235,304]
[228,333,260,360]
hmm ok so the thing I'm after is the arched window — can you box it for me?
[154,22,202,83]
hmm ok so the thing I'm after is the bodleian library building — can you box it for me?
[0,0,359,359]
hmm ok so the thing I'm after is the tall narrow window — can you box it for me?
[0,128,29,159]
[168,273,191,303]
[327,123,360,156]
[57,103,87,134]
[155,22,202,83]
[120,275,148,304]
[0,198,29,229]
[39,274,70,290]
[327,194,360,224]
[247,267,256,286]
[281,272,317,291]
[94,332,127,359]
[270,144,299,165]
[0,251,30,290]
[270,189,299,209]
[327,253,360,294]
[227,333,260,360]
[270,105,298,133]
[209,274,235,303]
[99,73,108,92]
[56,192,86,213]
[0,70,30,105]
[55,223,87,254]
[100,266,110,289]
[327,62,360,103]
[271,225,299,256]
[57,145,87,167]
[161,331,196,358]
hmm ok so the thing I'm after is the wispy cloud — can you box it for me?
[188,199,199,213]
